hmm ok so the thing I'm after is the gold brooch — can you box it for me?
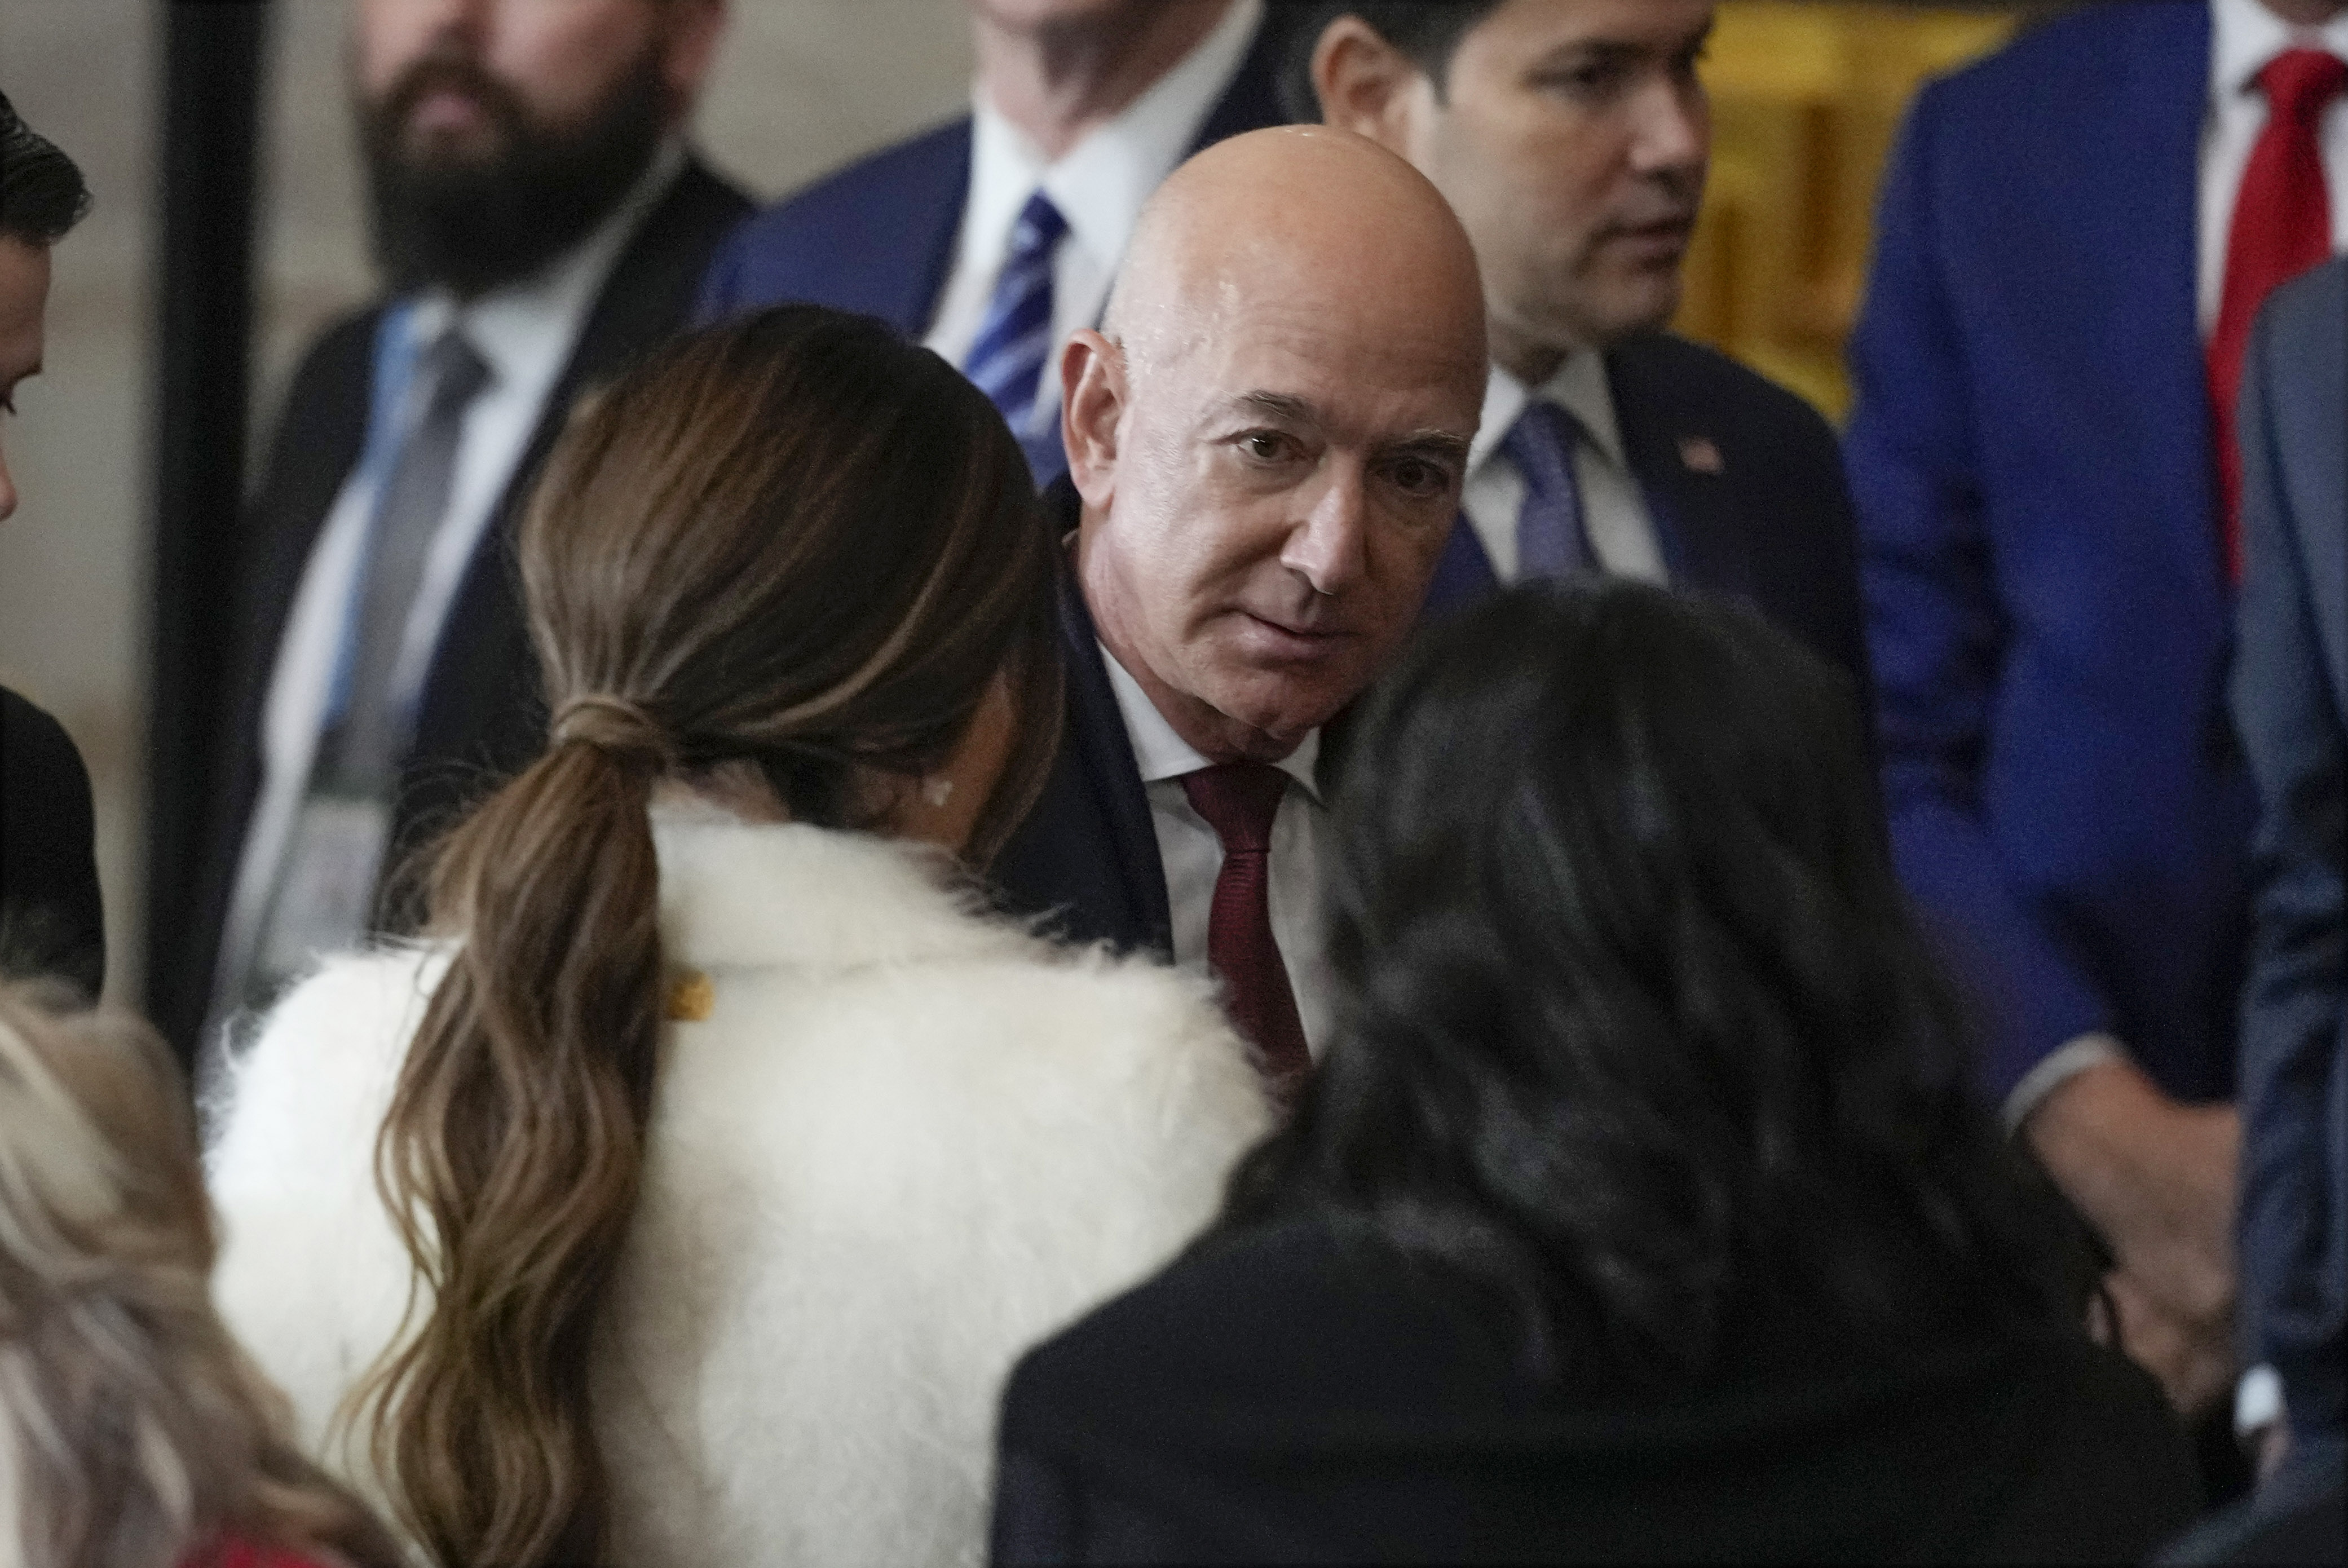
[665,969,715,1023]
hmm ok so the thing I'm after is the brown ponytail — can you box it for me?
[354,306,1062,1563]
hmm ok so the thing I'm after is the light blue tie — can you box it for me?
[1501,399,1592,578]
[964,189,1070,487]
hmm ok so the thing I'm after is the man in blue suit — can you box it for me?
[696,0,1291,485]
[2231,255,2346,1496]
[1846,0,2346,1428]
[1296,0,1869,696]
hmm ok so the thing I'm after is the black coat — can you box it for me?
[1425,332,1874,718]
[0,686,105,999]
[149,158,752,1061]
[993,1217,2199,1566]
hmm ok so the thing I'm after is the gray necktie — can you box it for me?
[320,329,492,789]
[1502,399,1592,578]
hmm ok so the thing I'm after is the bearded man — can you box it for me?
[155,0,748,1068]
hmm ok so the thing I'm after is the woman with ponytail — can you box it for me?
[202,306,1272,1568]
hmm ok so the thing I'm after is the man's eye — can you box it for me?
[1239,431,1295,462]
[1385,457,1451,497]
[1539,62,1625,99]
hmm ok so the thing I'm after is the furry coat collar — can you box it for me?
[205,815,1270,1566]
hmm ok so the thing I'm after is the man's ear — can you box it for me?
[1312,15,1424,154]
[1060,329,1126,509]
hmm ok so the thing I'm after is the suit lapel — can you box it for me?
[1052,543,1174,953]
[905,121,977,338]
[2103,3,2224,629]
[1607,338,1755,601]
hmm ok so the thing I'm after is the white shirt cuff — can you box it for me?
[2003,1032,2129,1134]
[2237,1363,2286,1439]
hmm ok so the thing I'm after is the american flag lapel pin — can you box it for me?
[1678,435,1725,475]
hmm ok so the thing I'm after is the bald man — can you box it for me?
[990,126,1485,1090]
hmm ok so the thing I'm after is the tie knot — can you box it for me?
[422,329,491,410]
[1010,189,1070,259]
[1181,762,1291,854]
[1500,399,1583,502]
[2259,48,2347,122]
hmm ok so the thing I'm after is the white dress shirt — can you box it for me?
[924,0,1263,401]
[1099,642,1336,1061]
[2198,0,2348,335]
[213,143,685,1027]
[1459,352,1668,585]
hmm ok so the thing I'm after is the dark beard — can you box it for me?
[359,48,667,299]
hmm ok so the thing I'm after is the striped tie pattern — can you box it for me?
[964,189,1071,486]
[1503,399,1593,579]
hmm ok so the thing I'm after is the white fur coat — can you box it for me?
[205,814,1272,1567]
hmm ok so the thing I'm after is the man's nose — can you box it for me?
[1627,73,1709,180]
[0,447,17,525]
[1281,465,1370,598]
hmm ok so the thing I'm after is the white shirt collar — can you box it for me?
[406,137,686,385]
[965,0,1263,282]
[1099,639,1322,800]
[1467,351,1629,479]
[2210,0,2348,103]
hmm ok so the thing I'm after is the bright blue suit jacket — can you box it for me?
[693,16,1290,344]
[1844,1,2257,1105]
[2232,257,2347,1448]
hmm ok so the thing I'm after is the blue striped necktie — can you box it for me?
[1502,399,1592,578]
[964,189,1070,487]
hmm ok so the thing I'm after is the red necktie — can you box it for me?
[2209,47,2346,582]
[1180,762,1313,1093]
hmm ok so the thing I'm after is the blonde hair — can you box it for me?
[0,984,402,1568]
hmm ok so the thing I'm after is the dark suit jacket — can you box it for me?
[151,158,751,1061]
[1842,2,2255,1105]
[1422,332,1872,704]
[2231,257,2348,1450]
[692,12,1292,340]
[1,687,105,999]
[992,1216,2198,1566]
[990,482,1170,959]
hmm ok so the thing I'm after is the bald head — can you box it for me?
[1105,125,1484,377]
[1060,125,1488,765]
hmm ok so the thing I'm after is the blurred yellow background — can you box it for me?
[1676,2,2023,418]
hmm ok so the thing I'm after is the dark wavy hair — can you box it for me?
[0,90,91,246]
[1222,580,2080,1389]
[1279,1,1506,121]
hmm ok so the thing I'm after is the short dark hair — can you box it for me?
[0,91,91,246]
[1279,1,1507,122]
[1222,579,2087,1390]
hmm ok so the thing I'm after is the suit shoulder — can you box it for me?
[0,686,84,784]
[725,118,971,257]
[284,307,383,394]
[1922,1,2202,115]
[1618,334,1837,448]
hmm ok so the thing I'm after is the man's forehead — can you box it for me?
[1474,0,1715,56]
[1168,312,1478,413]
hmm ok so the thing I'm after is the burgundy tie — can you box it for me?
[2209,47,2346,582]
[1180,762,1313,1093]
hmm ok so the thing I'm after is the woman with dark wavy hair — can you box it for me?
[994,578,2195,1565]
[204,306,1269,1568]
